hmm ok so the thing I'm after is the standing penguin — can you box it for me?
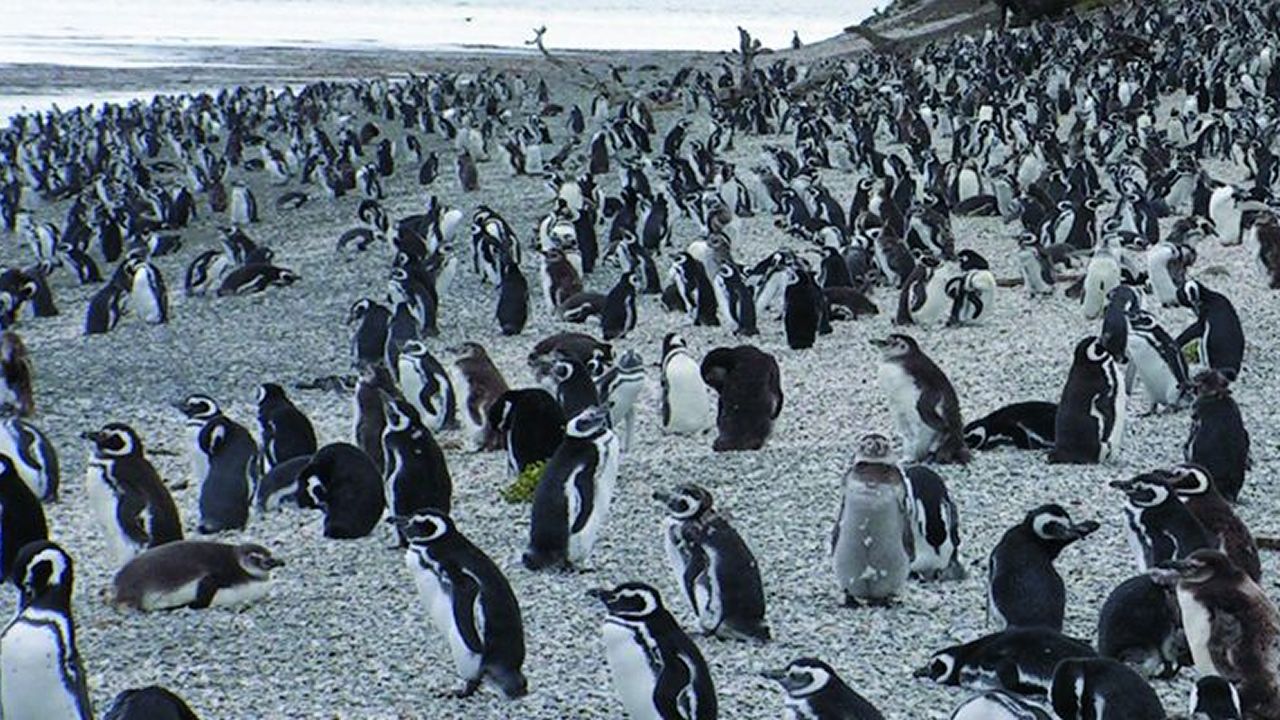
[1184,370,1250,502]
[1126,310,1190,414]
[670,252,719,326]
[396,340,456,433]
[1049,336,1126,464]
[589,582,717,720]
[83,423,183,566]
[174,395,257,533]
[1163,463,1261,581]
[1049,657,1166,720]
[763,658,885,720]
[128,257,169,325]
[1157,550,1280,720]
[394,510,527,699]
[347,298,390,369]
[495,259,529,336]
[256,383,317,472]
[295,443,386,539]
[1112,472,1212,572]
[353,363,393,474]
[487,389,565,476]
[987,504,1099,631]
[600,271,640,341]
[0,453,47,581]
[381,393,452,544]
[712,264,758,336]
[0,541,92,720]
[447,342,509,451]
[653,483,769,642]
[1176,281,1244,381]
[456,149,479,192]
[523,406,619,571]
[903,465,964,581]
[596,350,645,452]
[831,433,912,607]
[873,334,969,464]
[1096,574,1186,679]
[784,264,827,349]
[539,353,600,420]
[660,333,712,435]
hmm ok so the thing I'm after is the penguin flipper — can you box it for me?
[1207,608,1244,677]
[189,577,218,609]
[450,570,486,655]
[915,389,950,434]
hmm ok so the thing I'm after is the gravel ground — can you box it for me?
[2,44,1279,720]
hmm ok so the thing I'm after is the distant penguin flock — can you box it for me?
[2,0,1280,716]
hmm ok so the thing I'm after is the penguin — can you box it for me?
[1126,310,1190,413]
[1189,676,1244,720]
[456,149,479,192]
[255,454,308,511]
[700,344,783,452]
[1175,281,1244,381]
[653,483,769,642]
[1049,336,1126,464]
[539,353,600,421]
[0,453,47,581]
[527,332,613,372]
[82,423,183,566]
[1208,186,1243,245]
[1096,574,1186,679]
[1081,240,1121,320]
[229,183,258,224]
[84,281,127,335]
[1049,657,1165,720]
[347,298,391,369]
[1112,471,1212,571]
[712,264,758,336]
[174,394,257,534]
[0,416,61,501]
[895,255,953,326]
[831,432,912,606]
[1184,370,1250,502]
[295,443,386,539]
[1163,463,1260,581]
[944,268,996,325]
[103,686,200,720]
[495,259,529,336]
[596,350,645,453]
[783,264,828,349]
[1257,210,1280,289]
[670,252,718,326]
[0,331,34,416]
[393,510,527,699]
[963,401,1056,451]
[1157,550,1280,720]
[987,504,1099,631]
[447,342,508,451]
[487,389,565,476]
[0,541,92,720]
[111,540,283,611]
[600,271,640,341]
[660,333,712,435]
[1016,234,1056,295]
[588,582,717,720]
[129,257,169,325]
[215,264,299,296]
[1147,242,1196,306]
[915,627,1097,695]
[381,393,452,542]
[873,334,969,464]
[762,658,885,720]
[396,340,456,433]
[256,383,317,472]
[523,406,619,571]
[353,363,393,474]
[949,691,1052,720]
[903,464,964,581]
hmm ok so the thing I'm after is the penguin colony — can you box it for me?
[1,0,1280,716]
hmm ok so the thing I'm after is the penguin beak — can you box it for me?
[760,668,787,682]
[79,430,102,443]
[911,664,934,679]
[1108,478,1133,491]
[585,588,610,602]
[265,556,286,569]
[1068,520,1101,539]
[386,515,409,528]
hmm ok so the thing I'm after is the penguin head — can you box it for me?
[870,333,918,360]
[662,332,689,360]
[1025,504,1099,545]
[256,383,288,408]
[81,422,142,458]
[652,483,712,520]
[853,432,895,464]
[586,582,663,619]
[381,394,421,433]
[400,340,429,359]
[1079,336,1116,365]
[1109,473,1172,507]
[1176,280,1202,309]
[565,406,609,438]
[175,394,220,421]
[10,540,73,605]
[447,341,486,363]
[1191,369,1233,398]
[1190,676,1243,719]
[296,472,328,510]
[390,510,455,545]
[1163,463,1216,498]
[912,649,959,684]
[1156,549,1238,587]
[235,544,284,578]
[762,658,836,698]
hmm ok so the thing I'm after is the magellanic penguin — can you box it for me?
[83,423,183,566]
[1097,574,1186,679]
[596,350,645,453]
[1111,471,1212,572]
[1162,463,1261,581]
[396,340,456,433]
[588,582,717,720]
[0,541,92,720]
[447,342,509,451]
[256,383,317,472]
[1189,676,1243,720]
[1049,657,1166,720]
[1126,310,1190,414]
[102,686,201,720]
[1175,280,1244,381]
[0,453,47,581]
[1048,336,1126,464]
[174,394,257,534]
[523,406,620,571]
[653,483,769,642]
[949,691,1052,719]
[0,416,61,502]
[393,510,528,699]
[495,259,529,336]
[831,432,912,606]
[600,271,640,341]
[127,256,169,325]
[903,465,964,581]
[660,333,712,435]
[1183,370,1251,502]
[700,344,783,452]
[0,331,34,416]
[762,657,885,720]
[486,389,565,476]
[963,401,1056,451]
[915,626,1097,695]
[112,540,283,611]
[380,392,452,544]
[295,443,386,540]
[1155,550,1280,720]
[873,334,969,464]
[987,504,1099,631]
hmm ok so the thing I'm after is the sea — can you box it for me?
[0,0,884,119]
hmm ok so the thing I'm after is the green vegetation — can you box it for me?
[500,461,548,504]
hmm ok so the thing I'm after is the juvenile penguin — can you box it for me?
[988,504,1099,631]
[83,423,183,566]
[523,406,620,570]
[174,395,257,533]
[831,433,912,606]
[1163,463,1260,581]
[660,333,712,435]
[964,401,1057,451]
[0,541,92,720]
[256,383,317,472]
[1184,370,1250,502]
[701,344,783,451]
[1049,336,1126,464]
[1157,550,1280,720]
[396,340,456,433]
[487,389,565,476]
[873,334,969,464]
[112,540,283,611]
[653,483,769,642]
[763,658,885,720]
[915,627,1097,695]
[0,454,47,581]
[1049,657,1166,720]
[447,342,509,451]
[1096,574,1186,679]
[295,443,386,539]
[394,511,528,699]
[903,465,964,581]
[589,582,717,720]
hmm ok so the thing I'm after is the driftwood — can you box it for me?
[525,26,631,102]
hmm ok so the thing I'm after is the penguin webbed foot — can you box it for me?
[445,679,482,699]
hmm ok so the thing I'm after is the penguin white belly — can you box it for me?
[1082,257,1119,320]
[755,271,787,316]
[449,369,485,450]
[131,273,163,324]
[399,361,429,418]
[1177,587,1218,676]
[662,358,711,434]
[0,427,42,498]
[413,567,483,681]
[691,548,723,633]
[86,465,139,566]
[914,271,952,325]
[188,426,209,486]
[602,621,661,720]
[833,488,908,598]
[567,440,619,564]
[878,363,927,459]
[1128,340,1180,406]
[1147,247,1179,305]
[209,578,273,608]
[140,579,202,610]
[0,616,84,720]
